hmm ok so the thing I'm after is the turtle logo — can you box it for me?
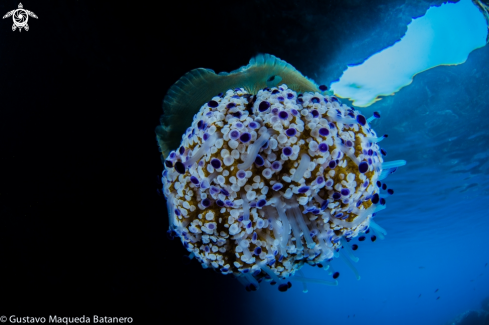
[3,3,38,32]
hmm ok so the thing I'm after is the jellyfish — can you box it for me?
[156,54,406,292]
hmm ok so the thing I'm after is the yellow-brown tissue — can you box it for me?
[161,84,405,291]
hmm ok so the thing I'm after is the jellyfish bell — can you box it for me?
[156,54,406,292]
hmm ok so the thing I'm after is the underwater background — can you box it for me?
[1,0,488,324]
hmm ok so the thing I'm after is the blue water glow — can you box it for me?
[331,0,488,107]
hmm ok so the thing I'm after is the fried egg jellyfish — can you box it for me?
[156,54,406,292]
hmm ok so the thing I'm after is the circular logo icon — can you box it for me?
[13,9,28,27]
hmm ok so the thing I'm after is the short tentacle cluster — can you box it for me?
[161,84,405,291]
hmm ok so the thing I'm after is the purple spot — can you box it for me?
[238,215,244,222]
[286,128,296,137]
[197,120,204,130]
[255,155,265,167]
[298,186,310,194]
[358,236,366,242]
[272,183,283,191]
[271,108,279,114]
[341,188,350,196]
[208,100,218,108]
[252,232,257,241]
[277,96,284,101]
[225,200,234,207]
[332,192,341,200]
[271,161,281,170]
[235,122,243,128]
[291,109,298,116]
[282,147,292,156]
[226,103,236,109]
[373,112,381,118]
[388,189,394,195]
[319,128,329,136]
[321,200,329,210]
[318,143,328,152]
[211,158,222,169]
[190,176,199,185]
[165,160,173,168]
[371,235,377,242]
[210,186,220,195]
[311,110,319,118]
[296,98,304,104]
[346,140,353,147]
[233,111,242,118]
[319,85,328,91]
[240,132,251,143]
[278,111,288,120]
[368,158,373,165]
[371,193,380,204]
[237,170,246,179]
[356,115,366,126]
[221,188,229,196]
[271,89,280,94]
[203,133,209,141]
[257,199,267,208]
[254,247,262,255]
[329,160,336,169]
[174,162,186,174]
[175,209,181,216]
[381,149,387,156]
[368,149,373,156]
[329,122,335,129]
[216,200,225,207]
[208,224,215,230]
[202,199,211,207]
[169,152,176,159]
[333,272,340,279]
[359,162,368,173]
[287,93,294,99]
[311,97,320,104]
[316,176,324,184]
[380,198,386,205]
[229,130,240,140]
[259,101,270,112]
[249,122,258,129]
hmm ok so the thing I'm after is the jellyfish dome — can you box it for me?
[156,54,406,292]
